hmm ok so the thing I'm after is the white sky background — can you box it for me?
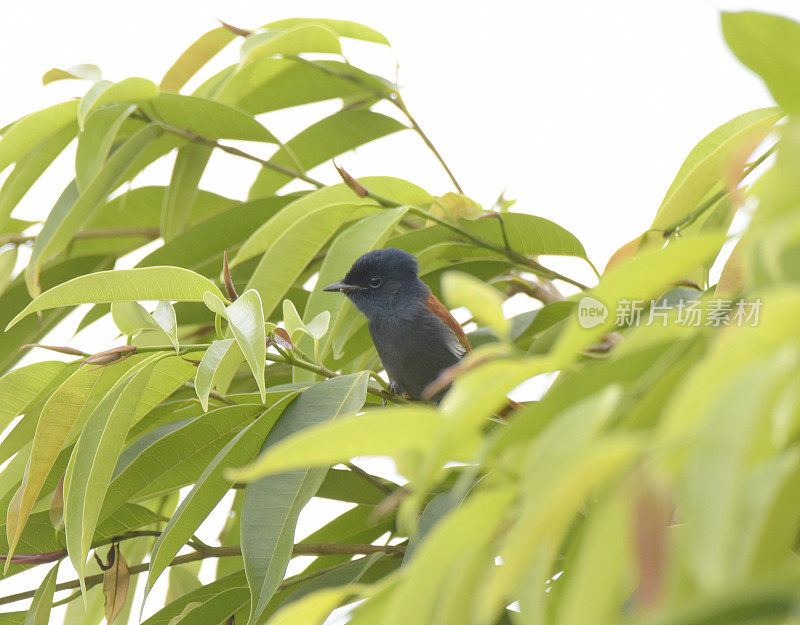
[1,0,800,621]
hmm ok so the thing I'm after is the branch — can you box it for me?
[0,542,404,607]
[335,167,590,290]
[0,227,159,247]
[346,462,394,495]
[133,110,325,189]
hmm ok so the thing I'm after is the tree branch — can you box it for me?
[133,110,325,189]
[0,227,159,247]
[0,542,404,607]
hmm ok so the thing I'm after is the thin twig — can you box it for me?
[346,462,394,495]
[392,95,464,193]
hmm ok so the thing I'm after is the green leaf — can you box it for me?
[75,103,137,191]
[23,561,59,625]
[160,143,213,240]
[204,289,267,401]
[26,123,163,295]
[144,393,297,596]
[552,234,727,361]
[263,587,360,625]
[652,107,783,230]
[391,212,588,260]
[263,18,390,45]
[0,123,76,232]
[111,301,179,352]
[0,101,78,175]
[194,339,238,410]
[230,406,441,481]
[218,58,389,115]
[145,93,278,142]
[722,11,800,112]
[442,271,508,337]
[138,571,247,625]
[64,356,163,589]
[100,404,266,523]
[7,266,225,329]
[138,194,299,273]
[5,359,142,560]
[0,360,68,433]
[0,255,114,372]
[42,64,102,85]
[160,26,237,92]
[240,25,342,63]
[239,372,369,625]
[248,109,407,197]
[77,78,158,129]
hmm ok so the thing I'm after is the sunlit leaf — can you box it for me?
[7,266,225,329]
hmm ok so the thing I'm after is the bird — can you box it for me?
[322,247,471,403]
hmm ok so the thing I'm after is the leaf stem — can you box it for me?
[393,94,464,193]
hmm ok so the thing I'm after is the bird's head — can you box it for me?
[323,248,423,318]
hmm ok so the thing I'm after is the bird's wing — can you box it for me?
[425,291,472,355]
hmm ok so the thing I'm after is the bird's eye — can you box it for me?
[369,276,382,289]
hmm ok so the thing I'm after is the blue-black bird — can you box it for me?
[323,248,471,402]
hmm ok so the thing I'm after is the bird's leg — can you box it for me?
[384,381,402,406]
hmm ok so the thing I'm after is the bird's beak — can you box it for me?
[322,280,364,294]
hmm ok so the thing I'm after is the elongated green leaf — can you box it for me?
[5,358,143,560]
[218,58,387,114]
[249,110,407,197]
[552,234,726,361]
[0,101,78,175]
[111,301,179,352]
[219,289,268,401]
[231,406,441,481]
[100,404,266,523]
[722,11,800,112]
[144,93,278,142]
[75,103,136,190]
[0,361,67,433]
[652,107,783,230]
[264,587,360,625]
[139,571,247,625]
[77,78,158,129]
[241,25,342,63]
[7,266,225,329]
[145,393,297,596]
[195,338,236,410]
[442,271,508,337]
[0,123,76,231]
[392,212,588,260]
[161,143,213,240]
[23,562,59,625]
[85,185,235,234]
[0,255,114,372]
[240,372,369,625]
[138,194,299,273]
[160,26,237,91]
[27,123,163,295]
[42,64,102,85]
[263,18,390,45]
[62,356,177,589]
